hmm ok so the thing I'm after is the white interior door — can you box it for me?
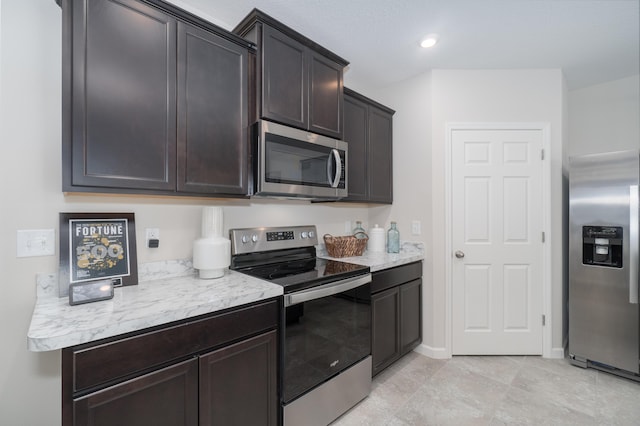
[451,128,543,355]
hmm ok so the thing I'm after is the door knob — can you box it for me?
[455,250,465,259]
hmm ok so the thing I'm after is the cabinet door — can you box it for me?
[372,287,400,376]
[199,330,278,426]
[308,50,343,139]
[368,105,393,203]
[262,25,307,130]
[177,22,249,195]
[400,279,422,354]
[73,359,198,426]
[343,92,368,201]
[68,0,177,190]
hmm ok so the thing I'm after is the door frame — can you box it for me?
[444,122,552,358]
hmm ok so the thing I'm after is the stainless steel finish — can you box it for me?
[455,250,465,258]
[569,354,588,369]
[569,150,640,375]
[230,225,318,255]
[285,274,372,307]
[630,185,639,304]
[283,356,372,426]
[329,148,342,188]
[254,120,348,199]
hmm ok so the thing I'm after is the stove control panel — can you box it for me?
[266,230,295,241]
[230,225,319,255]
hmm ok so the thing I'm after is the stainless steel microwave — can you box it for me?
[252,120,348,200]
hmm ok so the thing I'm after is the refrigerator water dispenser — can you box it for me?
[582,226,623,268]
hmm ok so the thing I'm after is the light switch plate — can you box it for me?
[17,229,55,257]
[411,220,421,236]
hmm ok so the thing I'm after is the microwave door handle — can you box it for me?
[630,185,639,304]
[327,149,341,188]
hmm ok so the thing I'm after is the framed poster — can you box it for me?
[59,213,138,296]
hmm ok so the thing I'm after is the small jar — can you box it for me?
[387,222,400,253]
[353,221,366,239]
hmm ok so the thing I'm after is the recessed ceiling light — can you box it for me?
[420,35,438,48]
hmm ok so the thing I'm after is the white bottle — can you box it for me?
[368,224,385,253]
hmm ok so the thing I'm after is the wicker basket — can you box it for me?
[323,232,368,258]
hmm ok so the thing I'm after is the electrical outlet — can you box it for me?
[17,229,55,257]
[145,228,160,248]
[411,220,421,236]
[344,220,352,234]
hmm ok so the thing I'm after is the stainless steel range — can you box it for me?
[230,225,372,426]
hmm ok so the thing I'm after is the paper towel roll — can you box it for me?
[368,224,385,253]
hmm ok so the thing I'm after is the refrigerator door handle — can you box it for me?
[630,185,639,304]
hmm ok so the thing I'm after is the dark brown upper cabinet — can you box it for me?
[234,9,348,140]
[176,22,249,195]
[342,88,395,204]
[61,0,253,197]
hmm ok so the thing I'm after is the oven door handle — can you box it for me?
[284,274,371,307]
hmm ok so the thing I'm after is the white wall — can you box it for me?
[429,69,566,355]
[569,75,640,156]
[0,1,370,424]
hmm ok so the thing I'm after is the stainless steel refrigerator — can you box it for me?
[569,150,639,379]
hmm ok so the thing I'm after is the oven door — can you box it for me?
[255,120,347,199]
[282,274,371,405]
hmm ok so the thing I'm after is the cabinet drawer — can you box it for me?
[67,299,278,394]
[371,261,422,294]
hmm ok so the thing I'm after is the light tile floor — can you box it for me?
[332,352,640,425]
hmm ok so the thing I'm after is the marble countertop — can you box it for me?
[27,269,283,352]
[317,242,424,272]
[28,243,424,352]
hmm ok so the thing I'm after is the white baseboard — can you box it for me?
[414,343,450,359]
[547,346,566,359]
[414,343,566,359]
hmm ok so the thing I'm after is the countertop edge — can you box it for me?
[27,271,283,352]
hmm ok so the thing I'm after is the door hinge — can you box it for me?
[542,314,546,326]
[542,231,545,243]
[541,149,545,160]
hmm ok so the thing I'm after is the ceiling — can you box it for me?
[168,0,639,90]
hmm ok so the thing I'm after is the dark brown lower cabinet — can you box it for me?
[400,279,422,354]
[372,286,401,373]
[74,359,198,426]
[199,331,278,425]
[63,299,279,426]
[371,262,423,376]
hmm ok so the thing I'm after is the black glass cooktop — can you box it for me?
[237,256,370,293]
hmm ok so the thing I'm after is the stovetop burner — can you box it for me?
[229,226,370,293]
[238,257,368,293]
